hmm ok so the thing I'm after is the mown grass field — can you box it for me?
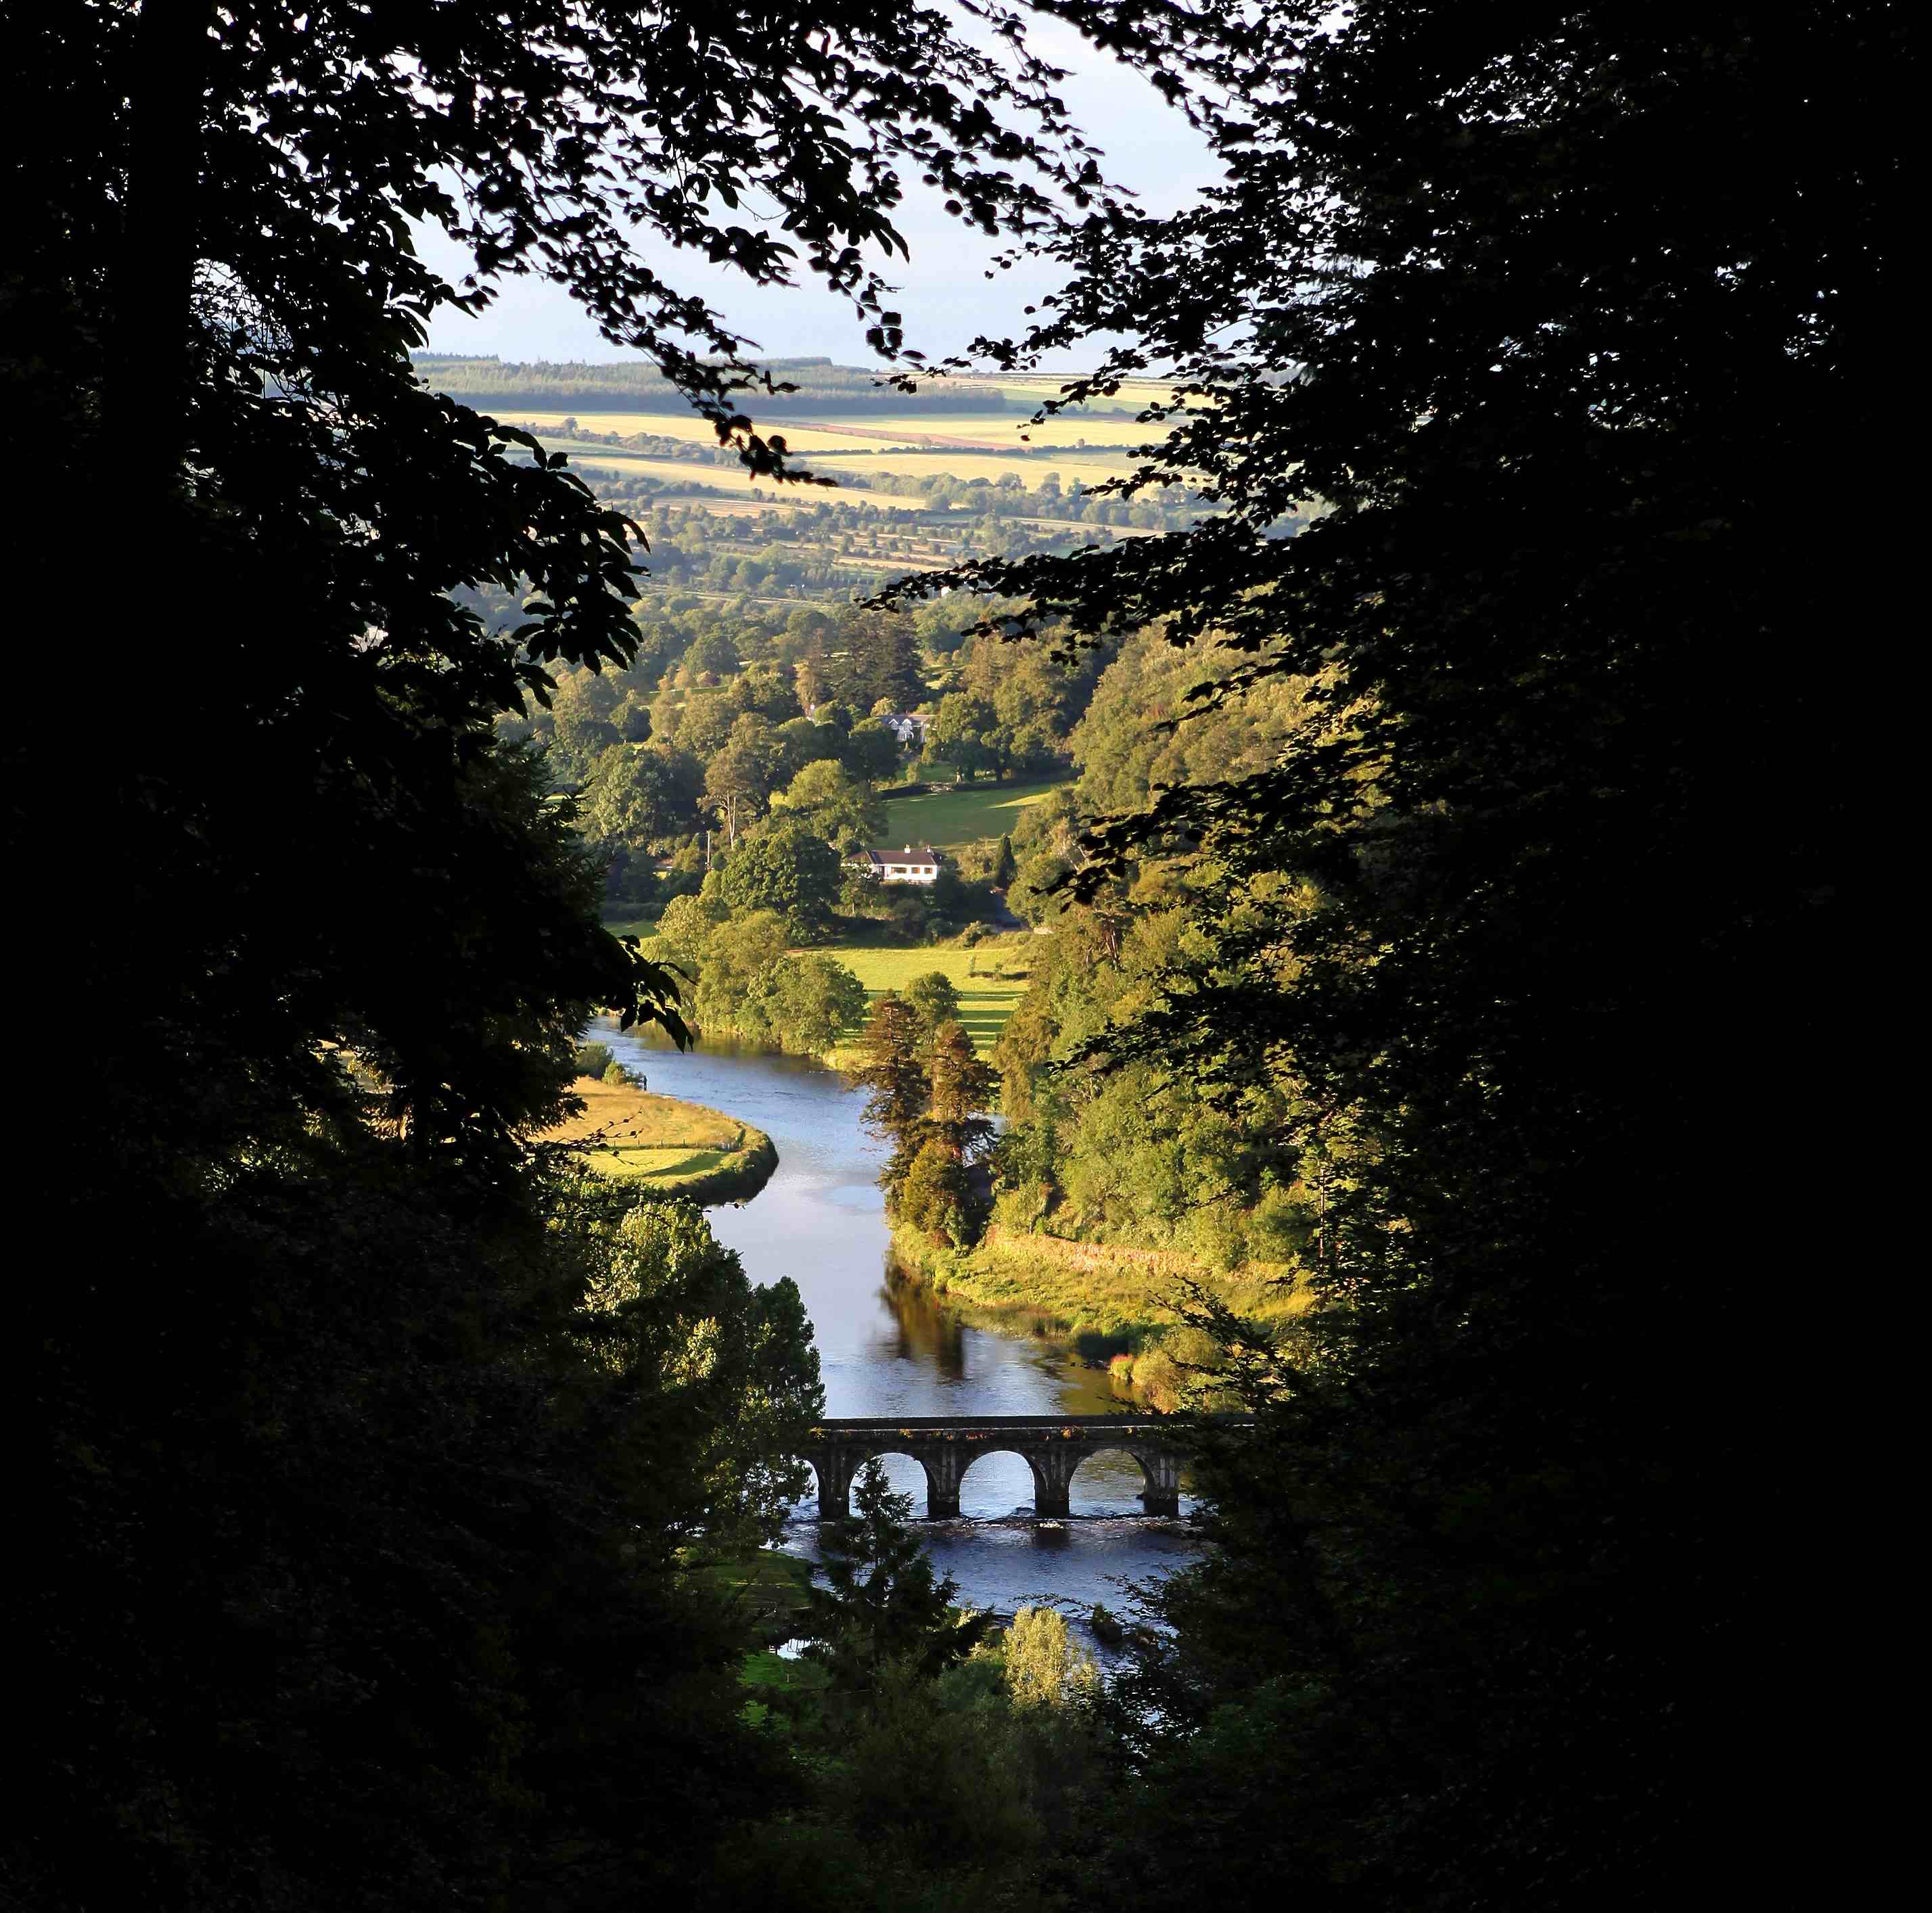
[878,776,1067,850]
[827,447,1141,484]
[970,375,1172,415]
[527,431,1147,492]
[816,938,1038,1057]
[503,409,852,446]
[503,405,1162,453]
[542,1076,774,1196]
[847,411,1162,451]
[526,442,935,510]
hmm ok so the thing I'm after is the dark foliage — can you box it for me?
[894,1,1891,1902]
[3,1,1109,1904]
[803,1460,987,1691]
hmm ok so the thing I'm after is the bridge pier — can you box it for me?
[1138,1450,1182,1517]
[1028,1446,1081,1519]
[805,1448,859,1521]
[923,1444,965,1519]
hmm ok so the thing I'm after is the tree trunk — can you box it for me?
[108,1,214,501]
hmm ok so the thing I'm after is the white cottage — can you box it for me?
[856,843,943,885]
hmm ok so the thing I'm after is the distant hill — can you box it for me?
[410,353,1013,416]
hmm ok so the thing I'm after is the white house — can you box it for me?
[854,843,943,885]
[881,712,931,750]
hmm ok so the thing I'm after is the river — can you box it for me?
[597,1021,1197,1630]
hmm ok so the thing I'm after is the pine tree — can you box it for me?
[993,833,1018,889]
[927,1020,996,1160]
[848,993,929,1206]
[802,1460,985,1691]
[838,609,923,712]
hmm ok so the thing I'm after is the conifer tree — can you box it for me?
[902,970,963,1043]
[848,993,929,1206]
[899,1135,973,1245]
[927,1020,997,1161]
[993,833,1018,889]
[803,1460,985,1692]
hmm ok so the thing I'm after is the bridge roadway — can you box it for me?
[798,1414,1202,1521]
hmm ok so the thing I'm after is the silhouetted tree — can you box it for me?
[898,1,1891,1902]
[803,1461,986,1692]
[6,0,1124,1901]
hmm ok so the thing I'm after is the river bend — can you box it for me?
[598,1022,1197,1625]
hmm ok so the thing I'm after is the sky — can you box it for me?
[415,14,1220,372]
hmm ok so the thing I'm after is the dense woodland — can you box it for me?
[8,2,1883,1909]
[413,351,1034,415]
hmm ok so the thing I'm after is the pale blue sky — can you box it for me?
[415,14,1217,371]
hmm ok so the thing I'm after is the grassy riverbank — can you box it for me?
[890,1222,1314,1408]
[544,1076,777,1205]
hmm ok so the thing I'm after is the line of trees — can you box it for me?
[413,352,1018,415]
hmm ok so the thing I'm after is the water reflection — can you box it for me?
[873,1272,969,1379]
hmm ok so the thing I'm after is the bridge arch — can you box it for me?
[954,1445,1047,1518]
[806,1448,952,1520]
[1068,1445,1179,1514]
[800,1414,1218,1521]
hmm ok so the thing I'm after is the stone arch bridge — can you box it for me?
[798,1414,1215,1520]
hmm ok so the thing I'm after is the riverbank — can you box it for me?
[544,1076,778,1205]
[889,1222,1313,1407]
[592,1020,1208,1612]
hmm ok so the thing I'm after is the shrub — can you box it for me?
[573,1041,616,1078]
[1002,1607,1099,1712]
[1129,1347,1183,1412]
[886,892,928,941]
[990,1178,1052,1234]
[1187,1203,1248,1274]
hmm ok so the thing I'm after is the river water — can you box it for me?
[597,1021,1197,1627]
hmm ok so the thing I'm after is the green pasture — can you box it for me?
[817,938,1038,1055]
[601,909,661,941]
[878,776,1067,852]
